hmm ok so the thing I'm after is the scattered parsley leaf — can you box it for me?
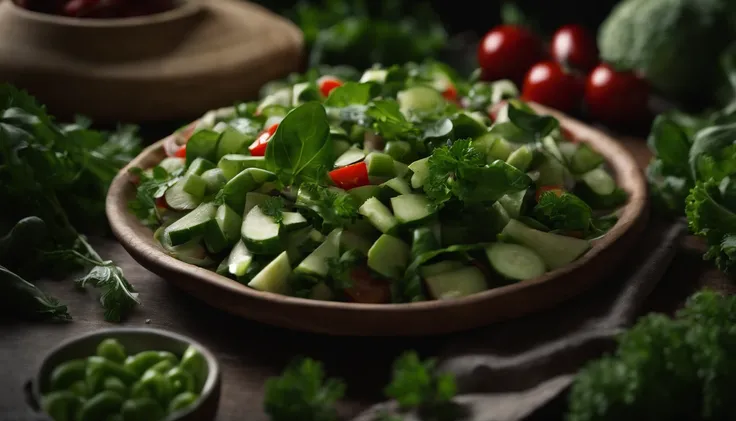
[533,191,593,235]
[298,183,359,228]
[264,357,345,421]
[326,249,363,290]
[262,196,286,224]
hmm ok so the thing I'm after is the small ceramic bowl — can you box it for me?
[25,328,221,421]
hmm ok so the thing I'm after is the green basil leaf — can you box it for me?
[507,101,559,141]
[324,82,373,107]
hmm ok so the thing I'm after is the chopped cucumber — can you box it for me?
[185,129,220,164]
[359,69,387,83]
[367,234,410,279]
[381,177,412,198]
[217,154,267,180]
[485,243,546,281]
[451,112,487,139]
[425,266,487,300]
[204,204,242,254]
[569,144,604,174]
[420,260,464,279]
[159,157,185,174]
[340,230,372,255]
[335,146,365,168]
[497,189,528,219]
[247,251,292,294]
[164,176,203,211]
[366,152,396,178]
[408,157,429,189]
[241,205,282,255]
[490,201,511,232]
[216,125,252,159]
[185,157,215,176]
[536,154,566,187]
[384,141,412,163]
[506,145,533,172]
[581,167,616,196]
[358,197,398,234]
[473,133,512,162]
[225,240,253,277]
[558,142,577,163]
[309,282,334,301]
[295,228,342,277]
[394,161,410,178]
[397,85,445,115]
[181,173,206,198]
[390,194,435,225]
[542,136,564,163]
[257,88,292,114]
[281,212,308,232]
[348,185,381,206]
[155,226,215,267]
[222,175,275,215]
[284,227,314,264]
[333,139,351,158]
[164,202,217,246]
[502,219,590,270]
[201,168,227,194]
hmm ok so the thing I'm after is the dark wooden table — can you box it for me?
[1,136,733,420]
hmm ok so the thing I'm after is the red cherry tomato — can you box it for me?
[248,123,279,156]
[536,185,564,202]
[521,61,584,113]
[344,267,391,304]
[477,25,545,84]
[63,0,98,17]
[441,84,457,102]
[319,78,343,97]
[174,145,187,158]
[585,64,650,127]
[328,161,370,190]
[550,25,598,72]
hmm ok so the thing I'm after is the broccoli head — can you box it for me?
[567,290,736,421]
[598,0,736,103]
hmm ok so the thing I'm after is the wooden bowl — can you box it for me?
[0,0,304,123]
[106,104,649,336]
[26,328,221,420]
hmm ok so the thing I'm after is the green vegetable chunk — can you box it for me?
[168,391,199,413]
[96,338,127,364]
[121,397,166,421]
[42,391,83,421]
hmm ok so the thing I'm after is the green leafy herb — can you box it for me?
[424,139,531,206]
[326,249,362,290]
[263,357,345,421]
[265,102,333,186]
[0,84,140,321]
[506,101,559,142]
[298,183,359,228]
[262,197,286,224]
[567,289,736,421]
[128,166,181,228]
[0,264,71,321]
[533,191,593,235]
[367,100,419,140]
[384,351,459,420]
[324,81,375,107]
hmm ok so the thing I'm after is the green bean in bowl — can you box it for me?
[30,328,220,421]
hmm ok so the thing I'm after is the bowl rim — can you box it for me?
[31,327,220,420]
[6,0,203,28]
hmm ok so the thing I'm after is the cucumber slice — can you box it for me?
[340,230,372,255]
[420,260,464,279]
[542,136,564,163]
[164,176,203,211]
[309,282,334,301]
[397,85,445,115]
[335,146,365,168]
[485,243,546,281]
[333,139,351,158]
[502,219,590,270]
[159,157,185,174]
[490,201,511,232]
[394,161,410,178]
[225,240,253,277]
[247,251,292,294]
[506,145,533,172]
[408,157,429,189]
[164,202,217,246]
[536,154,566,187]
[390,194,435,225]
[155,227,215,268]
[216,125,252,159]
[381,177,412,197]
[425,266,487,300]
[384,141,412,163]
[497,189,528,219]
[221,169,277,214]
[201,168,227,194]
[186,157,215,176]
[358,197,398,234]
[284,227,314,264]
[241,205,282,255]
[581,167,616,196]
[570,144,604,174]
[367,234,410,280]
[295,228,342,277]
[181,173,206,198]
[473,133,512,162]
[366,152,396,178]
[451,112,487,140]
[281,212,308,232]
[257,88,292,114]
[359,69,387,83]
[217,154,267,180]
[204,204,242,254]
[185,129,220,165]
[558,142,577,163]
[348,185,381,206]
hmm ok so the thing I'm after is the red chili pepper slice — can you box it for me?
[319,78,343,97]
[442,84,457,102]
[174,145,187,158]
[328,161,370,190]
[248,123,279,156]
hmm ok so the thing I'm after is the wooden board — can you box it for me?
[0,0,303,123]
[105,104,649,336]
